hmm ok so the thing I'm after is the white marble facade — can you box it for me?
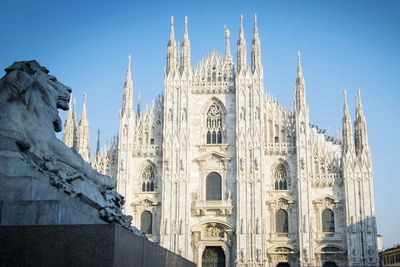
[66,15,379,267]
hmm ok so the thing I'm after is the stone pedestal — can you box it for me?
[0,224,195,267]
[0,175,106,225]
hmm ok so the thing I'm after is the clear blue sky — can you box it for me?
[1,0,399,247]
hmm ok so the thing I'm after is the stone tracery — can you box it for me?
[206,102,224,144]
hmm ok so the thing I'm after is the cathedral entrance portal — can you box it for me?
[191,222,232,266]
[276,263,291,267]
[202,246,225,267]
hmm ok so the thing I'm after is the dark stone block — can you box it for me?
[0,224,195,267]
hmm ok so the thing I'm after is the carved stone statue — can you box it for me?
[226,189,231,201]
[240,248,245,262]
[0,61,137,232]
[0,60,115,189]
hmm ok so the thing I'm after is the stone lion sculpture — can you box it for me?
[0,60,115,189]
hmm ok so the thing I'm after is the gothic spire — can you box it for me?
[297,50,304,84]
[183,15,189,43]
[137,89,141,116]
[80,92,88,126]
[354,90,370,156]
[169,15,175,42]
[239,14,245,40]
[237,14,247,73]
[251,14,262,73]
[224,25,233,64]
[121,54,133,117]
[72,96,78,150]
[78,93,90,161]
[96,128,100,160]
[177,41,181,69]
[166,16,177,75]
[342,90,354,155]
[181,16,191,72]
[63,94,76,148]
[294,50,307,113]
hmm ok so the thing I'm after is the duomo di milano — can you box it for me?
[63,15,379,267]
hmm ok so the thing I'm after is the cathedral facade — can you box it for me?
[64,15,379,267]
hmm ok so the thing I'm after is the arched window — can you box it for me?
[140,211,152,234]
[274,163,288,190]
[276,209,289,233]
[207,131,211,144]
[206,102,224,144]
[322,209,335,232]
[206,172,222,201]
[141,164,156,192]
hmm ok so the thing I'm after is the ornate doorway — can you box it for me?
[202,246,225,267]
[276,263,291,267]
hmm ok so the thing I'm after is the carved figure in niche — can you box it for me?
[303,248,308,261]
[226,189,231,201]
[0,60,115,189]
[300,158,305,170]
[240,249,245,262]
[300,122,305,134]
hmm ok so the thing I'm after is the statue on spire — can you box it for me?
[224,25,232,64]
[224,25,230,39]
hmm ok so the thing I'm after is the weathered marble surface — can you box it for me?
[0,60,140,234]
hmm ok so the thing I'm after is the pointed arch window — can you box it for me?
[140,211,152,234]
[276,209,289,233]
[141,164,156,192]
[206,172,222,201]
[322,208,335,232]
[206,102,224,144]
[274,163,288,190]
